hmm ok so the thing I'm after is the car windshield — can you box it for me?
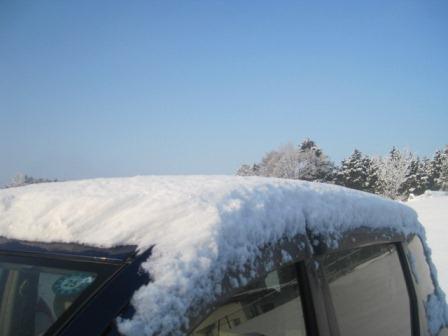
[0,255,114,336]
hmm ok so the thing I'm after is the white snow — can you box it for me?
[408,191,448,294]
[407,191,448,334]
[0,176,444,335]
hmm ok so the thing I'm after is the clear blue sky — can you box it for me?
[1,1,447,185]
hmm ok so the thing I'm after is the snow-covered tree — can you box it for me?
[436,146,448,191]
[428,145,448,191]
[364,155,380,194]
[236,139,334,182]
[236,164,260,176]
[293,139,334,182]
[5,173,57,188]
[374,148,415,199]
[269,143,302,179]
[236,141,443,197]
[335,149,368,191]
[399,158,430,197]
[258,148,284,177]
[334,149,380,193]
[439,159,448,191]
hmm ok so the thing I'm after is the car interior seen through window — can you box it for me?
[190,264,307,336]
[0,260,97,336]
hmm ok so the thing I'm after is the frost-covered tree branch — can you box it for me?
[373,148,415,200]
[236,139,334,182]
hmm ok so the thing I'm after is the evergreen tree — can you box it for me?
[428,145,448,191]
[436,146,448,190]
[293,139,334,182]
[364,155,380,194]
[427,151,440,190]
[335,149,369,191]
[399,158,429,197]
[421,158,433,190]
[235,141,443,196]
[335,150,380,193]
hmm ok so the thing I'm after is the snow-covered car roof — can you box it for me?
[0,175,432,335]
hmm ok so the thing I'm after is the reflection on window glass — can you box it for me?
[190,265,307,336]
[321,244,411,336]
[407,235,434,298]
[0,262,97,336]
[407,235,436,335]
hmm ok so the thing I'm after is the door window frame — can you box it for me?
[188,237,424,336]
[316,241,421,336]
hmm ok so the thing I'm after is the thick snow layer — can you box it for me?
[408,192,448,294]
[0,176,438,335]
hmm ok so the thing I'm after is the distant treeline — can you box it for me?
[237,139,448,200]
[3,141,447,201]
[3,173,58,189]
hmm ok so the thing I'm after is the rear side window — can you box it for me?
[407,235,434,299]
[0,261,97,336]
[190,264,308,336]
[407,235,436,335]
[321,243,412,336]
[0,254,117,336]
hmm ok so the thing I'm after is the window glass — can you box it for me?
[321,244,411,336]
[190,264,307,336]
[407,235,434,299]
[407,235,436,335]
[0,261,97,336]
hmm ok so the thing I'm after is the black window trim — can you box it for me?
[298,260,335,336]
[59,247,152,336]
[296,262,319,336]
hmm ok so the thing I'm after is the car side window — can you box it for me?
[407,235,434,299]
[406,235,436,335]
[189,264,308,336]
[320,243,412,336]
